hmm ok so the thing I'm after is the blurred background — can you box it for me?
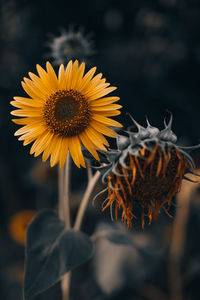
[1,0,200,299]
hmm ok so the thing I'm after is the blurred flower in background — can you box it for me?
[8,210,36,245]
[46,26,96,65]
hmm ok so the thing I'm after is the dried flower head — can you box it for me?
[46,27,95,65]
[11,60,122,168]
[96,114,200,229]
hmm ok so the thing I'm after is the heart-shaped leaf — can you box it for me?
[24,209,93,300]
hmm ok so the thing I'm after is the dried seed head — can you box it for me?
[97,114,200,229]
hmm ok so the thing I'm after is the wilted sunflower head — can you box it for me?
[96,114,200,229]
[11,60,122,168]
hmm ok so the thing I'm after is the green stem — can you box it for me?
[74,171,101,231]
[61,272,71,300]
[58,166,64,221]
[86,159,93,181]
[63,154,71,228]
[58,153,71,300]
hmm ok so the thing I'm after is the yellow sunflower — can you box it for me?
[11,60,122,168]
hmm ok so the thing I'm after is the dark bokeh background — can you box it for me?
[1,0,200,299]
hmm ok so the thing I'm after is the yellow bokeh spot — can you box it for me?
[8,210,36,245]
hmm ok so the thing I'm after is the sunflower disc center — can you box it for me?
[43,89,91,137]
[54,96,79,121]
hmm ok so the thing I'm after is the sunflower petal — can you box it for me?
[75,62,86,90]
[28,73,50,95]
[12,117,40,125]
[85,127,109,147]
[82,73,103,94]
[65,60,73,90]
[14,124,43,136]
[84,82,110,98]
[46,61,58,89]
[84,129,107,151]
[68,136,85,168]
[36,64,56,92]
[59,138,69,168]
[23,77,48,99]
[11,109,42,117]
[98,110,121,117]
[70,60,79,89]
[91,104,122,111]
[92,114,123,127]
[34,132,54,157]
[30,131,50,155]
[12,97,43,108]
[58,64,66,90]
[78,67,97,92]
[50,137,63,167]
[88,86,117,101]
[42,136,58,162]
[90,120,116,138]
[21,81,41,99]
[79,132,100,161]
[90,96,120,106]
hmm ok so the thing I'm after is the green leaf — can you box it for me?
[24,209,93,300]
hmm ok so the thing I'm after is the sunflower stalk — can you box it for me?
[74,170,101,230]
[63,154,71,228]
[58,156,101,300]
[58,166,64,220]
[86,159,93,181]
[168,177,194,300]
[58,153,71,300]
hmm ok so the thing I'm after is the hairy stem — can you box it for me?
[61,272,71,300]
[63,154,71,228]
[58,153,71,300]
[86,159,93,181]
[74,171,101,231]
[58,166,64,220]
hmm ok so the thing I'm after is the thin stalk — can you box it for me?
[86,159,93,181]
[61,272,71,300]
[58,166,65,221]
[58,153,71,300]
[63,154,71,228]
[74,171,101,231]
[168,178,195,300]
